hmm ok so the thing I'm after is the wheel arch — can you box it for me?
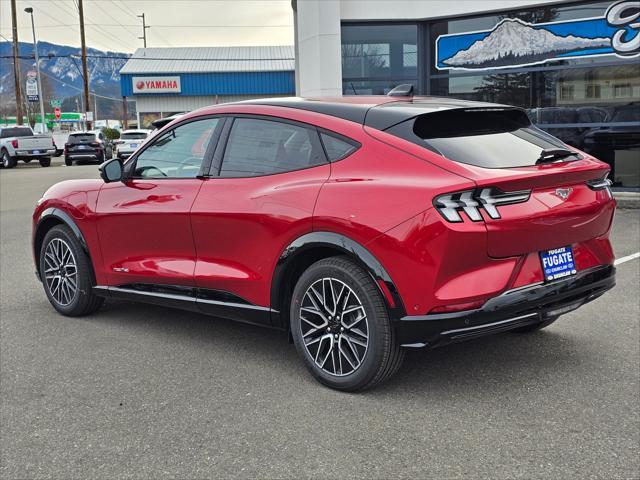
[270,232,406,330]
[34,208,90,281]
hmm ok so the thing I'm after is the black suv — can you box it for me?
[64,131,113,165]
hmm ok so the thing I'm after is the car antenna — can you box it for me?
[387,84,414,97]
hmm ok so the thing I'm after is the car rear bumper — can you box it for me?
[396,264,616,347]
[15,149,56,157]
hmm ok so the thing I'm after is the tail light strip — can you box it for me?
[434,188,531,223]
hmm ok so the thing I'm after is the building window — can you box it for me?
[586,84,601,99]
[341,23,418,95]
[560,84,574,101]
[614,84,632,98]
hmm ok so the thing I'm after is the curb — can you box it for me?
[614,192,640,209]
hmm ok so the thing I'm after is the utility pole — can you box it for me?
[138,13,150,48]
[10,0,24,125]
[24,8,46,134]
[122,96,129,130]
[78,0,91,130]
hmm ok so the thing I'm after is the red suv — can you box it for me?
[32,95,616,391]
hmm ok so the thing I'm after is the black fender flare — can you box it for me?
[33,207,89,280]
[270,231,406,324]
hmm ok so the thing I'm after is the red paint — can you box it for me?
[32,99,616,318]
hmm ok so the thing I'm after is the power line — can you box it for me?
[37,61,133,102]
[4,54,294,61]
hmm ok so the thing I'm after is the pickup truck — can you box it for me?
[0,126,57,168]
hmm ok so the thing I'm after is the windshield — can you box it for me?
[1,127,33,138]
[121,132,148,140]
[68,134,96,144]
[386,108,577,169]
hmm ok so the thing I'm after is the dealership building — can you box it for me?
[119,46,295,128]
[293,0,640,188]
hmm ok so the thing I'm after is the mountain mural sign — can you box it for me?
[435,0,640,71]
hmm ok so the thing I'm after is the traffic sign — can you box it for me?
[50,99,62,108]
[54,107,61,120]
[27,70,37,79]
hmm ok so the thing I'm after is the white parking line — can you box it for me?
[614,252,640,266]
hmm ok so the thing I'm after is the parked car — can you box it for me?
[0,125,56,168]
[64,130,113,166]
[32,94,616,391]
[113,129,151,159]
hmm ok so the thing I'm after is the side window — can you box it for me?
[320,132,359,161]
[219,118,325,177]
[133,118,219,178]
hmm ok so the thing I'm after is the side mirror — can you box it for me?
[99,158,123,183]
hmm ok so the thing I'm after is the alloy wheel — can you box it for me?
[43,238,78,306]
[299,277,369,376]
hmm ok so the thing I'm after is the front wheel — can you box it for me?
[64,156,73,166]
[290,256,404,391]
[39,157,51,167]
[39,225,104,316]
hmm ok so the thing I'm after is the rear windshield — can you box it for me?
[387,108,577,168]
[121,132,147,140]
[68,133,96,144]
[1,127,33,138]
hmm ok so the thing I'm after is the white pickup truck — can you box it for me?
[0,126,57,168]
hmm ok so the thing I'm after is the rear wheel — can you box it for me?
[511,315,559,333]
[2,150,16,168]
[64,156,73,166]
[39,157,51,167]
[290,256,404,391]
[39,225,103,316]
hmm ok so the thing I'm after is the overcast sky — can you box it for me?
[0,0,294,53]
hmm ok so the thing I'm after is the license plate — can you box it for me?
[130,143,138,149]
[78,145,87,150]
[540,246,576,281]
[33,150,41,154]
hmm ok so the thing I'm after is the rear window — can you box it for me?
[68,133,96,144]
[387,108,576,168]
[1,127,33,138]
[121,132,148,140]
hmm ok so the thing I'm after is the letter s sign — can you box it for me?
[607,0,640,56]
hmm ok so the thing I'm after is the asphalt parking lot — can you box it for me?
[1,158,639,479]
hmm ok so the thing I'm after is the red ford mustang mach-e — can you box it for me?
[33,94,616,391]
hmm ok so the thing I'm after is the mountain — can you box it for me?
[0,41,129,118]
[443,18,610,69]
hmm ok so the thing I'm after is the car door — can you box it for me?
[95,116,223,287]
[190,116,331,319]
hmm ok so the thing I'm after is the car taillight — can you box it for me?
[11,139,18,148]
[434,187,531,222]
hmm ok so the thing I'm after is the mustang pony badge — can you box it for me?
[555,188,573,200]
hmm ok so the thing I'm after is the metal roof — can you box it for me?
[119,46,294,74]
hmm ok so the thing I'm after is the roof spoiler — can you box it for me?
[387,84,414,97]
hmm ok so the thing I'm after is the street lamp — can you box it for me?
[24,7,47,134]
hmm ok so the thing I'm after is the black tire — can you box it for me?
[511,315,559,333]
[2,150,17,168]
[64,156,73,166]
[39,157,51,167]
[39,224,104,316]
[290,256,404,392]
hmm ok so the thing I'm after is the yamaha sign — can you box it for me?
[132,76,181,94]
